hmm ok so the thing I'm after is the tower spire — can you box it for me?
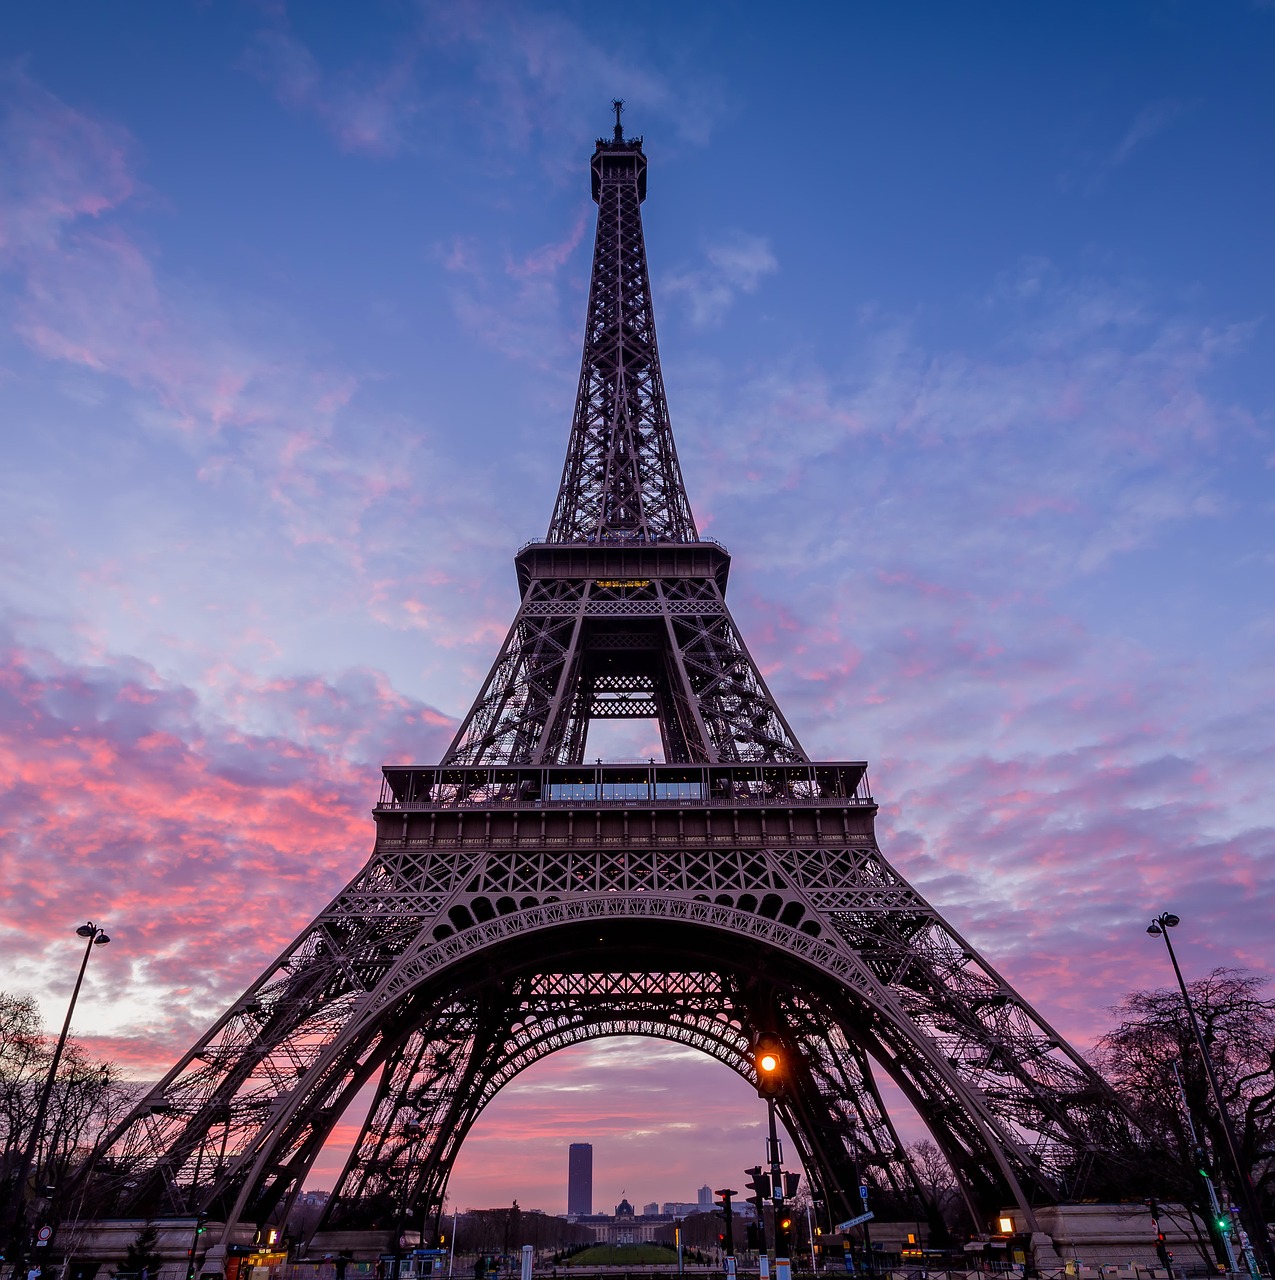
[547,110,697,544]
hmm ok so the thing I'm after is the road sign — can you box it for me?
[834,1212,875,1232]
[36,1226,53,1247]
[858,1184,869,1201]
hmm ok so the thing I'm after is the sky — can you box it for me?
[1,0,1274,1218]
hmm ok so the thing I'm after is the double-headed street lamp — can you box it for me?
[1147,912,1274,1277]
[5,922,111,1277]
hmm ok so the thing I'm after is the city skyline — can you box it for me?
[1,0,1273,1216]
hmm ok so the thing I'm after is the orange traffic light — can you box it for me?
[754,1033,783,1096]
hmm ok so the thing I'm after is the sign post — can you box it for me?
[834,1213,874,1233]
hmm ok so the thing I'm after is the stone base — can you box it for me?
[305,1231,410,1261]
[995,1203,1220,1272]
[52,1218,258,1280]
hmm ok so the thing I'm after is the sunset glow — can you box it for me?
[2,1,1273,1217]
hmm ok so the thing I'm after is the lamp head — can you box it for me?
[94,932,111,945]
[1162,913,1180,928]
[1147,923,1162,936]
[76,923,96,938]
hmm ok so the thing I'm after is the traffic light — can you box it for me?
[1149,1201,1172,1271]
[744,1167,769,1250]
[744,1166,771,1213]
[775,1214,793,1259]
[782,1172,800,1199]
[715,1188,736,1255]
[754,1033,783,1097]
[746,1225,760,1252]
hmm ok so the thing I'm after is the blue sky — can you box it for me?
[1,0,1273,1213]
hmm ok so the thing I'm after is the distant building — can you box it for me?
[568,1143,593,1217]
[661,1202,700,1217]
[697,1185,713,1208]
[590,1198,669,1245]
[642,1203,660,1217]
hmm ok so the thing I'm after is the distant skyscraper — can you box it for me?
[643,1202,660,1217]
[568,1143,593,1216]
[697,1185,713,1208]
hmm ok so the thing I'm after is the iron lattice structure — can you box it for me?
[88,114,1146,1261]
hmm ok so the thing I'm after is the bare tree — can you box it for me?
[1093,967,1275,1247]
[454,1207,589,1257]
[0,990,134,1234]
[906,1139,966,1234]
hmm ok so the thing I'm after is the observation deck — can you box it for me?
[374,762,875,850]
[378,761,869,810]
[514,538,731,595]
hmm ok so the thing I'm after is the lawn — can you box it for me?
[564,1244,679,1266]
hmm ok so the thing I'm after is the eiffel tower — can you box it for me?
[87,107,1141,1264]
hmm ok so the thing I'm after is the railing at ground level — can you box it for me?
[275,1268,1255,1280]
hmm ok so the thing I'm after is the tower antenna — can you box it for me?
[612,97,624,142]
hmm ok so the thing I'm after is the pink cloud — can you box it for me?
[0,69,135,255]
[0,628,454,1068]
[239,26,421,157]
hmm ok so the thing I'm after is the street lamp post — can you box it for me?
[4,922,111,1279]
[1170,1058,1239,1274]
[754,1035,793,1280]
[1147,912,1273,1277]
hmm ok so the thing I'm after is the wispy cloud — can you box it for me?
[237,2,728,167]
[0,69,407,548]
[664,231,777,326]
[0,67,135,254]
[239,25,422,156]
[1109,98,1187,168]
[441,204,591,371]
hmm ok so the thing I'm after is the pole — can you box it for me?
[4,925,107,1279]
[767,1099,792,1280]
[1155,921,1274,1277]
[185,1135,208,1280]
[1171,1060,1239,1274]
[805,1204,817,1274]
[448,1208,457,1280]
[860,1186,873,1277]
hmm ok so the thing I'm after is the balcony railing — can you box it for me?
[376,761,871,812]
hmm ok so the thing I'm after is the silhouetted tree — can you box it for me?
[906,1139,965,1234]
[0,991,134,1230]
[1094,968,1275,1235]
